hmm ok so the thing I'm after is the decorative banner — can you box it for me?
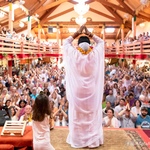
[28,16,30,21]
[9,3,14,21]
[121,24,124,29]
[9,3,12,11]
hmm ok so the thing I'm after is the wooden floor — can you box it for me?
[50,127,150,150]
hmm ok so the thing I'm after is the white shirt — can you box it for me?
[103,116,119,128]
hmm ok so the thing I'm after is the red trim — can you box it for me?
[0,53,149,60]
[136,129,150,148]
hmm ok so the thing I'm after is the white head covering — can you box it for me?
[79,42,90,51]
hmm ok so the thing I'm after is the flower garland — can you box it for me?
[77,46,93,55]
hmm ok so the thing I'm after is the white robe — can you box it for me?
[63,35,104,148]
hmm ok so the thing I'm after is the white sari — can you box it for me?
[63,35,104,148]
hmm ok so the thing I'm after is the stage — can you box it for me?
[51,127,150,150]
[0,127,150,150]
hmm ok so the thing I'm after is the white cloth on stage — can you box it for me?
[63,35,104,148]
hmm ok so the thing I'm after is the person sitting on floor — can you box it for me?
[102,101,113,117]
[19,105,32,125]
[118,103,137,128]
[136,107,150,129]
[103,108,119,128]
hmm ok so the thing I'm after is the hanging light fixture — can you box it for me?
[74,0,90,26]
[139,22,145,27]
[19,21,24,28]
[74,1,89,16]
[0,11,5,18]
[140,0,148,5]
[75,15,87,26]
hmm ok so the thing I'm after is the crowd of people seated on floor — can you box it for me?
[0,61,150,129]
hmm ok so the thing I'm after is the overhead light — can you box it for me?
[87,28,93,32]
[53,28,57,32]
[105,28,115,33]
[75,15,87,26]
[73,0,89,2]
[140,0,148,5]
[0,11,5,18]
[139,22,145,28]
[74,1,89,16]
[19,21,24,28]
[68,28,77,33]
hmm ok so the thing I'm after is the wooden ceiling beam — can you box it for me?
[96,0,130,14]
[137,14,150,21]
[36,0,69,13]
[0,14,27,27]
[103,6,123,24]
[116,0,135,16]
[29,0,47,16]
[90,8,116,21]
[115,28,121,41]
[40,6,59,25]
[44,21,121,26]
[46,7,74,21]
[124,22,132,29]
[16,22,37,33]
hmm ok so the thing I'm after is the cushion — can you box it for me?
[0,144,14,150]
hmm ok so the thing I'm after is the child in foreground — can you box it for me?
[32,92,55,150]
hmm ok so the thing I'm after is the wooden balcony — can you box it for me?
[105,40,150,60]
[0,36,150,60]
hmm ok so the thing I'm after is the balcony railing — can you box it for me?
[0,36,150,57]
[105,40,150,55]
[0,36,61,55]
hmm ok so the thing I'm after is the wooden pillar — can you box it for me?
[56,24,60,47]
[38,24,41,40]
[102,24,105,49]
[8,60,12,77]
[132,16,136,39]
[9,3,14,33]
[122,59,125,68]
[27,16,31,35]
[27,59,30,71]
[132,59,136,70]
[121,24,124,45]
[102,24,105,41]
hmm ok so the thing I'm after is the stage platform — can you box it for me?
[51,127,150,150]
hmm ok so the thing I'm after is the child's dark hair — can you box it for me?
[32,92,51,122]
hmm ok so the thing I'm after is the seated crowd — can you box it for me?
[0,62,150,129]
